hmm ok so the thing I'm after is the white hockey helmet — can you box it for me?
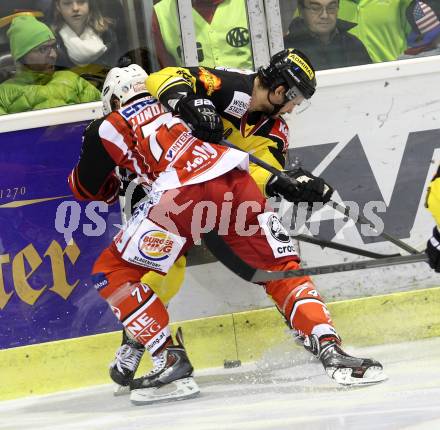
[101,64,149,115]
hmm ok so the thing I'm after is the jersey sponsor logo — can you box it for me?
[287,52,314,80]
[165,132,195,161]
[226,27,250,48]
[146,330,167,352]
[224,91,251,118]
[91,272,109,291]
[125,311,161,342]
[131,256,163,270]
[138,230,175,261]
[277,245,296,254]
[121,217,185,272]
[258,212,297,259]
[183,142,218,173]
[121,98,157,119]
[268,214,290,243]
[198,67,222,96]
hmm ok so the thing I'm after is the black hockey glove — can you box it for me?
[176,93,224,143]
[426,226,440,272]
[266,168,333,205]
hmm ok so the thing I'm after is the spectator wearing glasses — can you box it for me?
[52,0,120,86]
[284,0,371,70]
[0,15,100,115]
[338,0,413,62]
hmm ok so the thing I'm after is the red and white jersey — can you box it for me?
[99,96,249,191]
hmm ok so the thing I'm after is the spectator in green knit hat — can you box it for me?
[0,15,100,115]
[8,15,57,64]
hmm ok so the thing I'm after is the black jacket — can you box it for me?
[284,18,372,70]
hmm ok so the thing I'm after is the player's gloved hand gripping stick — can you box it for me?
[201,140,427,283]
[220,139,419,255]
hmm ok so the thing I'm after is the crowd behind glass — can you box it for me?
[0,0,439,115]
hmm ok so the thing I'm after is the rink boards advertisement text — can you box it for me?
[0,123,121,349]
[0,57,439,348]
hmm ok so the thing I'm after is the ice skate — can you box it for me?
[304,334,388,386]
[110,330,145,396]
[130,328,200,405]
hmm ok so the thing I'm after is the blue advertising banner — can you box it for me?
[0,122,122,349]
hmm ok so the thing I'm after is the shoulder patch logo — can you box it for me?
[198,67,222,96]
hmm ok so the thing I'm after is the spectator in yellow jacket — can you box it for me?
[338,0,413,62]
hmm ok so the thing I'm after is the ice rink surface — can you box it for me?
[1,337,440,430]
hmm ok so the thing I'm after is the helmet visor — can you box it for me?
[284,85,310,114]
[285,85,304,102]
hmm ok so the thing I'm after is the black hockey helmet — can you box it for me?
[258,48,317,100]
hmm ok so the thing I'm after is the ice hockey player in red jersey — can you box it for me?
[69,64,190,396]
[69,52,386,405]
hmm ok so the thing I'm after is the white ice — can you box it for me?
[1,337,440,430]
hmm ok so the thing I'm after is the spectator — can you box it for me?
[284,0,372,70]
[0,15,100,115]
[338,0,413,62]
[399,0,440,59]
[152,0,253,69]
[52,0,120,85]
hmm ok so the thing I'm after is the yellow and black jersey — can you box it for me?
[427,165,440,226]
[146,66,290,195]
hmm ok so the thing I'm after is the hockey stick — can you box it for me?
[221,139,419,255]
[295,234,400,259]
[327,201,419,255]
[204,230,428,282]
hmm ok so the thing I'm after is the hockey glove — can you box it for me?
[176,94,224,143]
[426,226,440,272]
[266,168,333,205]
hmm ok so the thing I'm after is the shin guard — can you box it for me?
[264,260,336,339]
[102,281,171,355]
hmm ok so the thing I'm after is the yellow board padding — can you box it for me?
[232,286,440,362]
[0,314,237,401]
[1,286,440,401]
[233,308,292,363]
[329,286,440,345]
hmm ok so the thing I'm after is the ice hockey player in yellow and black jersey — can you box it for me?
[144,49,388,387]
[426,165,440,271]
[145,49,332,204]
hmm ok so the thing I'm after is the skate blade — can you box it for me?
[130,377,200,405]
[113,384,130,396]
[328,366,388,386]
